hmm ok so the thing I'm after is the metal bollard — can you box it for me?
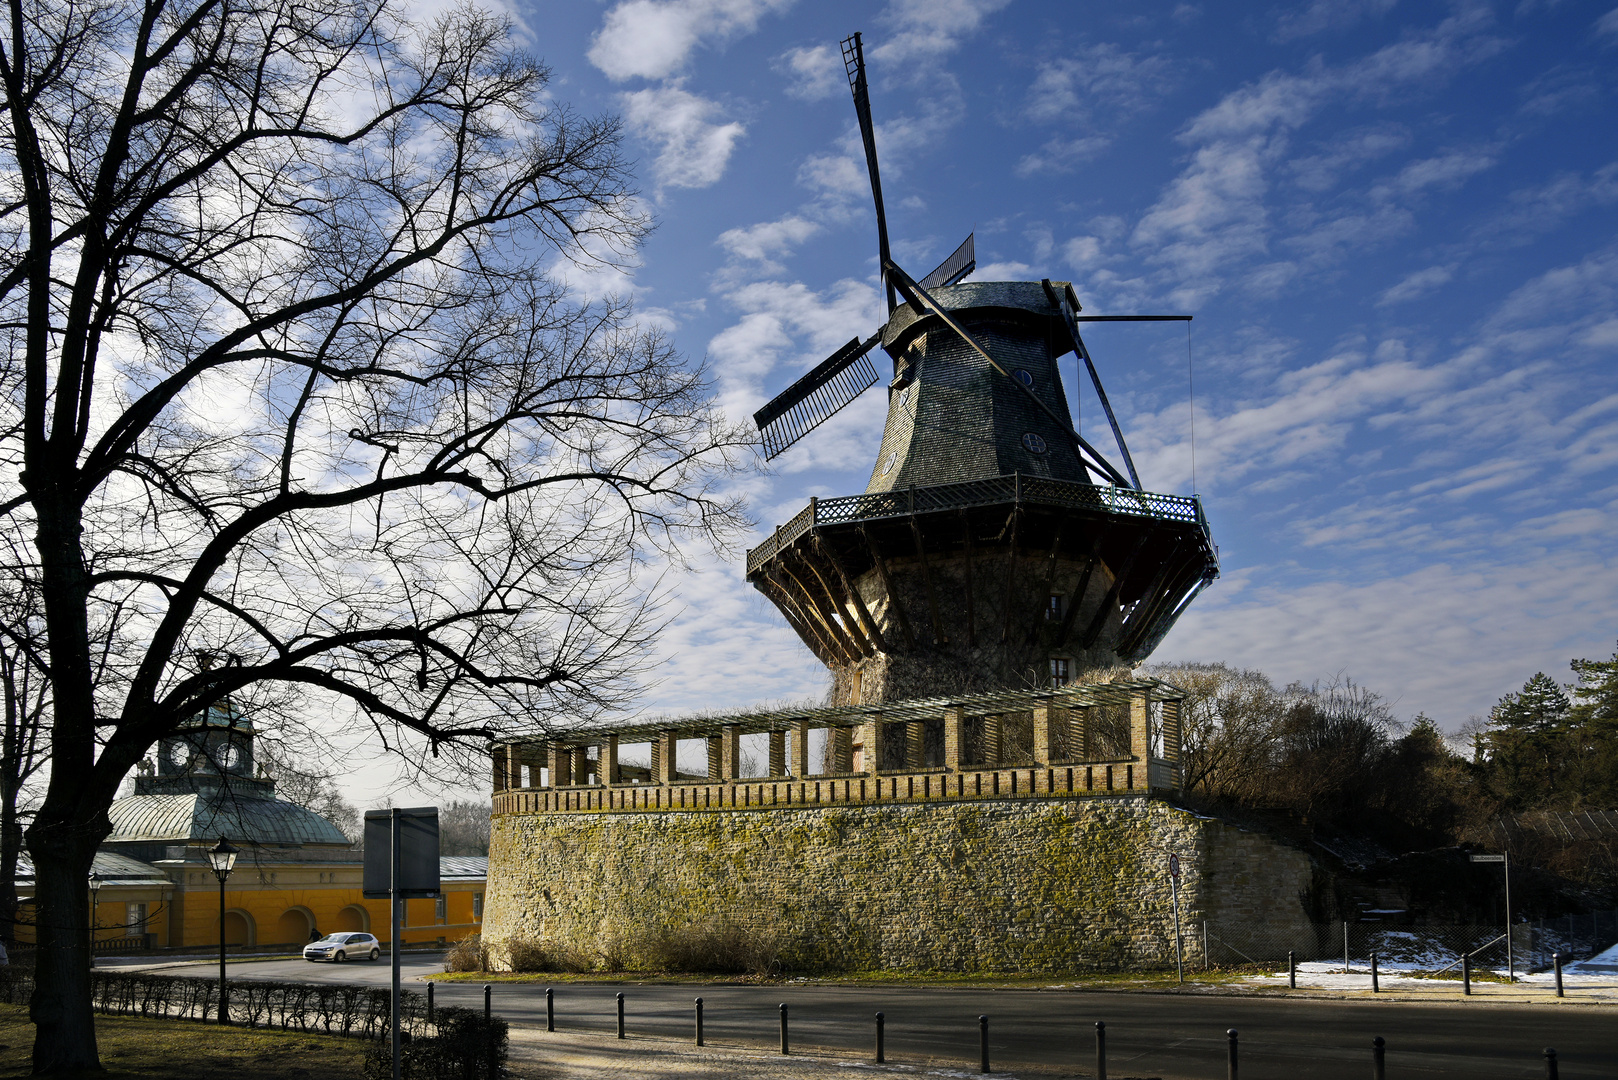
[979,1015,990,1074]
[1462,953,1471,996]
[780,1003,789,1055]
[695,997,704,1046]
[1227,1028,1238,1080]
[546,987,554,1032]
[1095,1020,1106,1080]
[1553,953,1564,998]
[1288,950,1296,989]
[1545,1047,1559,1080]
[1371,952,1379,993]
[484,984,491,1023]
[616,991,625,1039]
[1373,1036,1385,1080]
[875,1012,885,1064]
[427,982,435,1023]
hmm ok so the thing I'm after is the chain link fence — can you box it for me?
[1201,910,1618,974]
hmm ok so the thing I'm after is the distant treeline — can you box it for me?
[1149,642,1618,892]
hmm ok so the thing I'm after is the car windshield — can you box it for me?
[316,934,349,943]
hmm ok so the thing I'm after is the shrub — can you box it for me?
[443,934,488,973]
[624,921,781,975]
[363,1006,507,1080]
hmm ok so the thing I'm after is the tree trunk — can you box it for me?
[26,808,105,1072]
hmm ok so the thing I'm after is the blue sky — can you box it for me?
[356,0,1618,804]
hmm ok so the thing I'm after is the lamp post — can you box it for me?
[208,837,239,1024]
[88,872,102,969]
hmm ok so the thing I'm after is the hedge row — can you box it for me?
[0,968,506,1079]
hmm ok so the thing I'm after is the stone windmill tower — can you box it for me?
[748,34,1219,707]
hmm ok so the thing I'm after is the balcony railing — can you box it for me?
[746,473,1211,576]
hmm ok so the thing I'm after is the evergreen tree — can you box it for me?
[1485,673,1572,805]
[1570,643,1618,730]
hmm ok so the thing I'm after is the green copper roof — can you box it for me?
[108,791,350,847]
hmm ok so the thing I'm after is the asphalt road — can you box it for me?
[147,957,1617,1079]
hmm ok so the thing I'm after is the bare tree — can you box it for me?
[0,0,749,1068]
[0,557,51,954]
[438,798,490,856]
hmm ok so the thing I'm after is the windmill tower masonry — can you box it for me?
[747,35,1218,708]
[479,34,1317,977]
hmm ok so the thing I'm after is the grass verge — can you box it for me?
[0,1003,368,1080]
[431,967,1254,990]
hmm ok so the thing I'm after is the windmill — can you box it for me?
[746,32,1219,707]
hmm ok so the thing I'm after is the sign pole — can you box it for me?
[1169,853,1183,984]
[1504,849,1513,983]
[391,806,401,1080]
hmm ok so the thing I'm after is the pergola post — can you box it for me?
[706,737,722,780]
[548,742,570,788]
[982,715,1002,767]
[654,731,677,783]
[767,731,786,776]
[601,735,619,785]
[1032,703,1056,764]
[792,720,811,777]
[722,725,742,779]
[943,707,966,771]
[490,747,505,794]
[572,745,591,786]
[862,713,886,773]
[1129,690,1151,789]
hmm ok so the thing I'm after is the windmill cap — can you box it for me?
[881,280,1078,353]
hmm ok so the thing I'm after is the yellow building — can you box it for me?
[19,710,486,954]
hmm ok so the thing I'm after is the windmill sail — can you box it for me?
[842,33,896,314]
[754,333,882,460]
[919,233,975,290]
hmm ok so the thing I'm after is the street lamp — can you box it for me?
[208,836,239,1025]
[88,871,102,969]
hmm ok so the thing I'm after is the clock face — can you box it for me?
[163,742,186,771]
[218,742,241,770]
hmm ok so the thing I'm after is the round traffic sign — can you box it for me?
[1169,853,1180,879]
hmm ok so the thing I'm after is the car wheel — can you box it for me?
[369,948,380,961]
[335,951,346,963]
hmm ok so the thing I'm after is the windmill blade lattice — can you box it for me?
[753,334,882,460]
[919,232,975,290]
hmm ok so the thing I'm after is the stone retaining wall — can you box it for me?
[484,795,1315,973]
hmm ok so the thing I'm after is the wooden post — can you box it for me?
[654,731,678,784]
[862,714,886,773]
[944,707,966,771]
[722,725,742,779]
[601,735,619,785]
[768,731,786,776]
[1070,706,1090,760]
[830,726,853,774]
[1162,699,1182,790]
[906,721,925,770]
[792,721,811,777]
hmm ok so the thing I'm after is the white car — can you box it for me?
[303,932,381,962]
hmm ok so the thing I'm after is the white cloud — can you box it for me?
[1023,45,1176,124]
[870,0,1013,66]
[1596,7,1618,43]
[717,216,820,263]
[777,44,843,101]
[621,85,746,190]
[1376,264,1456,306]
[1016,135,1112,177]
[1272,0,1399,42]
[588,0,795,81]
[1131,9,1505,303]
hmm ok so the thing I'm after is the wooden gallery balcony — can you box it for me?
[490,680,1184,816]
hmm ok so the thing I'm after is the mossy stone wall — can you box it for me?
[484,795,1314,973]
